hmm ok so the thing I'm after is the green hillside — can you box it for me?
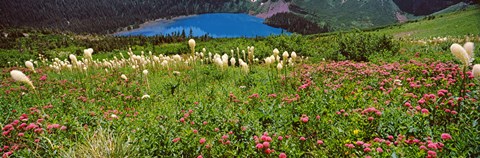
[292,0,401,30]
[373,6,480,38]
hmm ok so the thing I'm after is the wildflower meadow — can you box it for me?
[1,36,479,158]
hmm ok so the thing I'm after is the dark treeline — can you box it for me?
[0,0,255,34]
[265,12,330,35]
[0,28,211,58]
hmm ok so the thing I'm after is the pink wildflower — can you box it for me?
[299,137,306,141]
[256,143,264,149]
[277,136,283,141]
[421,109,429,114]
[317,140,324,145]
[172,137,181,143]
[441,133,452,140]
[368,117,374,121]
[263,142,270,148]
[300,116,309,123]
[419,145,427,150]
[356,141,364,146]
[427,150,437,157]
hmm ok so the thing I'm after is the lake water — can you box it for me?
[116,13,288,38]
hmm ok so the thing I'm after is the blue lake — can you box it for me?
[116,13,289,38]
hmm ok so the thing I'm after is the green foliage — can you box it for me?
[336,33,399,62]
[0,49,36,67]
[372,5,480,39]
[1,55,479,157]
[0,0,262,34]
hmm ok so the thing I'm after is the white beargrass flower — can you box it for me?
[282,51,289,61]
[121,74,128,81]
[173,71,181,76]
[277,63,283,71]
[25,61,35,73]
[264,57,272,65]
[291,52,297,60]
[241,62,249,73]
[188,39,196,49]
[473,64,480,79]
[84,48,93,61]
[238,59,245,66]
[69,54,78,67]
[153,56,160,62]
[173,54,182,62]
[450,43,470,66]
[10,70,35,89]
[273,48,279,56]
[214,57,223,69]
[248,46,255,63]
[222,54,229,67]
[288,58,294,66]
[142,94,150,99]
[188,39,196,56]
[242,50,246,61]
[393,79,402,86]
[230,57,236,66]
[161,60,169,67]
[464,42,474,62]
[143,70,148,76]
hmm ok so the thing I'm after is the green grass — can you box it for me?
[1,47,479,157]
[372,6,480,39]
[292,0,399,30]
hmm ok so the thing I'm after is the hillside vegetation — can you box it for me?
[1,5,479,68]
[0,2,480,157]
[0,0,474,34]
[372,6,480,39]
[0,0,256,33]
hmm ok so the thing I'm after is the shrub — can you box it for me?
[336,32,399,62]
[0,49,36,67]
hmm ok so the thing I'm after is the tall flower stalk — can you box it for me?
[10,70,35,90]
[189,39,199,95]
[143,69,150,91]
[450,42,474,112]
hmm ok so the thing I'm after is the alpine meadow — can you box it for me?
[0,1,479,158]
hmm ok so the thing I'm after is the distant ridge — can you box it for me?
[0,0,475,34]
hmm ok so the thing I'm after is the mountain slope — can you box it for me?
[393,0,473,15]
[0,0,256,33]
[372,5,480,38]
[0,0,474,34]
[289,0,401,30]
